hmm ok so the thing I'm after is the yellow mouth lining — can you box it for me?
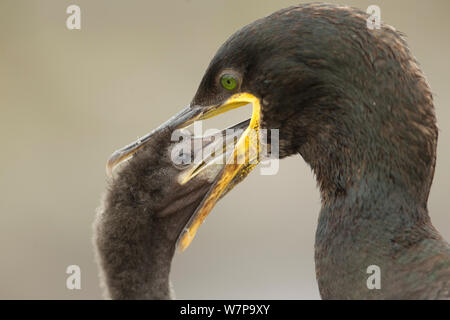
[177,92,262,251]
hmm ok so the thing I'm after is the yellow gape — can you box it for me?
[177,93,262,251]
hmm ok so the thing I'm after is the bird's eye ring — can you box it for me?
[220,74,238,91]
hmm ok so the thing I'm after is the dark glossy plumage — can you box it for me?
[191,3,449,299]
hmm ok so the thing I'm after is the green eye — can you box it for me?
[220,74,237,90]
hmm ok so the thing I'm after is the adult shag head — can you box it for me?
[102,4,448,299]
[108,3,437,249]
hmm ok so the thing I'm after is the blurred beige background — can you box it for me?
[0,0,449,299]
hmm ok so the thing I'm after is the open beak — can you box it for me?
[106,92,262,251]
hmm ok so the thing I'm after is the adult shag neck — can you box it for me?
[313,171,442,299]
